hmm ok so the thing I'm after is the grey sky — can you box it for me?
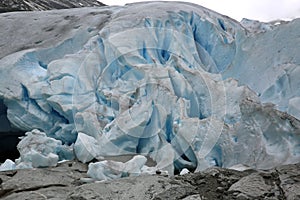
[100,0,300,22]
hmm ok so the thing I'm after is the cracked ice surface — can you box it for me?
[0,2,299,178]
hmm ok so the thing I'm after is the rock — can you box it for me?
[0,161,88,199]
[182,194,202,200]
[236,193,250,200]
[0,0,105,13]
[67,175,193,200]
[229,173,274,198]
[276,163,300,200]
[0,162,299,199]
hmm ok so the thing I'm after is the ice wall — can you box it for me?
[0,2,299,177]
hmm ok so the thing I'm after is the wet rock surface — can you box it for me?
[0,161,299,200]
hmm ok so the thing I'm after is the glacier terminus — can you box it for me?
[0,2,299,180]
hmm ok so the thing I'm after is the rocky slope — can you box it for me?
[0,161,299,200]
[0,0,105,13]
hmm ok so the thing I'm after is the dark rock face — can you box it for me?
[0,161,299,199]
[0,0,106,13]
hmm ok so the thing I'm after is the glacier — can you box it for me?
[0,2,299,180]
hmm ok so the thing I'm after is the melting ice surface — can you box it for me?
[0,2,300,180]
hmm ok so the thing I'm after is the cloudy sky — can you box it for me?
[100,0,300,22]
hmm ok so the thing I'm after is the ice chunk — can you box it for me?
[122,155,148,176]
[29,150,59,168]
[87,155,150,181]
[88,160,123,181]
[0,159,16,171]
[16,129,74,168]
[180,168,190,175]
[228,164,252,172]
[74,133,99,163]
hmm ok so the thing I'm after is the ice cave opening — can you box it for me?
[0,99,25,162]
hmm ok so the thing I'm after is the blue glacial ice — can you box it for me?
[16,129,74,168]
[0,2,300,179]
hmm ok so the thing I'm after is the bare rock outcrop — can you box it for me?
[0,161,299,200]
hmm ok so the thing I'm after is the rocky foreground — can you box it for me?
[0,161,299,200]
